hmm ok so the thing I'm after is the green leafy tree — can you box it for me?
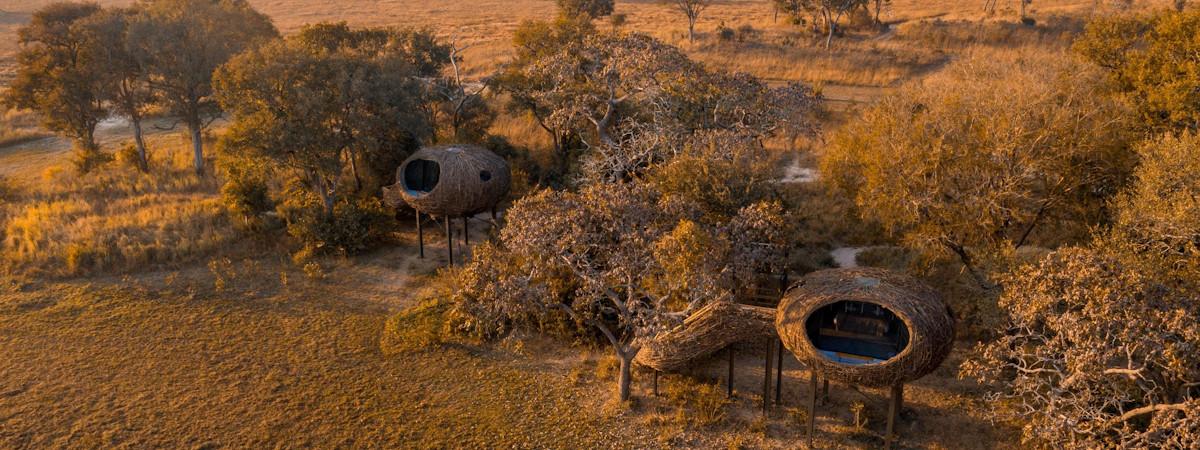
[1075,10,1200,132]
[129,0,278,175]
[2,2,108,171]
[821,51,1136,291]
[77,7,155,171]
[215,23,434,251]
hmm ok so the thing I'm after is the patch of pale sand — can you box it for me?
[831,246,866,268]
[779,158,819,184]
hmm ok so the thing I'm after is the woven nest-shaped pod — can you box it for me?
[382,144,511,217]
[776,268,954,387]
[635,302,776,373]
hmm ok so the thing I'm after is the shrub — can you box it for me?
[716,23,736,42]
[281,193,394,256]
[735,24,759,42]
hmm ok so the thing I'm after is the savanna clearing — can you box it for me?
[2,0,1197,449]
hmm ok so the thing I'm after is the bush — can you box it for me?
[716,23,736,42]
[221,174,274,228]
[70,148,113,174]
[735,24,759,42]
[281,191,394,256]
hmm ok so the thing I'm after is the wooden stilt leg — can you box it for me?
[462,216,469,247]
[763,340,773,414]
[821,379,830,405]
[445,217,453,265]
[775,338,784,406]
[653,371,659,397]
[416,211,424,259]
[808,370,818,448]
[727,347,735,398]
[885,383,903,450]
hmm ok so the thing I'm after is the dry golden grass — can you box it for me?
[0,0,1180,88]
[0,269,660,448]
[0,132,236,278]
[0,1,1185,448]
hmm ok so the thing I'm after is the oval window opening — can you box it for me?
[804,300,909,365]
[404,159,440,193]
[479,170,492,181]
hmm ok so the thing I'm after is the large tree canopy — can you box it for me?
[3,2,108,169]
[1075,9,1200,133]
[821,51,1136,290]
[215,23,436,218]
[130,0,278,175]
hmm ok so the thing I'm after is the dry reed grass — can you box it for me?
[0,133,235,278]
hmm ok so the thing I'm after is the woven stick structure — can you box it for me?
[382,144,511,217]
[635,301,777,372]
[776,268,954,387]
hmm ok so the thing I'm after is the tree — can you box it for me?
[214,23,431,232]
[1075,10,1200,133]
[963,247,1200,448]
[492,16,595,178]
[129,0,277,175]
[1104,132,1200,288]
[77,8,155,171]
[2,2,108,171]
[454,184,789,401]
[665,0,712,43]
[773,0,867,48]
[820,51,1136,291]
[557,0,614,18]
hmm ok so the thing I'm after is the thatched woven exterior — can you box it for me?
[635,301,776,372]
[382,144,511,217]
[776,268,954,387]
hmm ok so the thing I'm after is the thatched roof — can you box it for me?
[635,301,776,372]
[382,144,511,217]
[776,268,954,387]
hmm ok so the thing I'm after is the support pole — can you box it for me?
[775,338,784,406]
[885,383,904,450]
[808,370,818,448]
[445,216,453,265]
[416,211,425,258]
[727,347,735,398]
[821,379,830,405]
[653,371,659,397]
[763,340,773,414]
[462,216,469,247]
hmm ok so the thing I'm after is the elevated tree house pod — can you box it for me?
[382,145,511,265]
[776,268,954,449]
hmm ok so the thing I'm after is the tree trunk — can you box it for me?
[132,115,148,172]
[189,122,204,176]
[688,18,696,43]
[617,351,634,401]
[348,149,363,193]
[824,10,835,49]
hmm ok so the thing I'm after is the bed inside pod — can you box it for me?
[804,300,909,365]
[403,159,440,195]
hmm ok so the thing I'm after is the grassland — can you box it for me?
[0,0,1179,448]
